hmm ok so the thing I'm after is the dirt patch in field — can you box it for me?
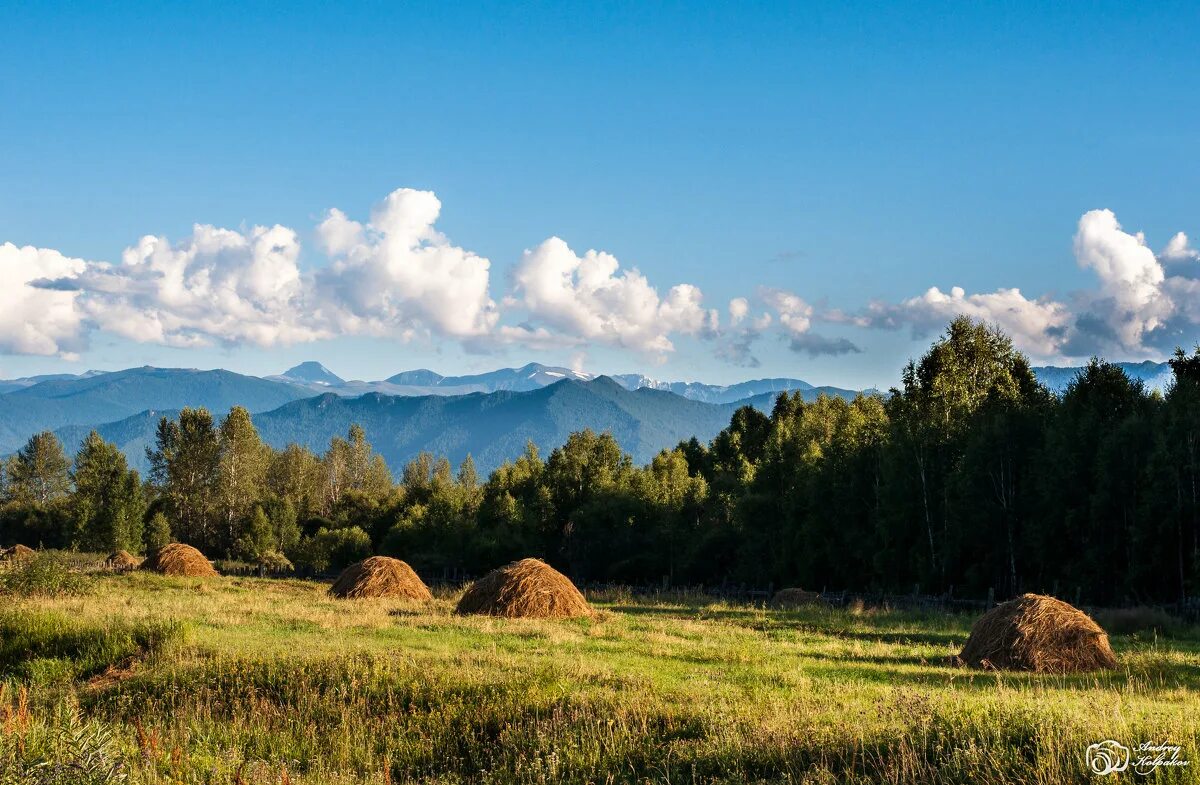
[84,658,140,692]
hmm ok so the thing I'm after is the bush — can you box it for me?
[0,553,89,598]
[292,526,372,573]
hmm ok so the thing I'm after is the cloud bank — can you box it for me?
[17,188,724,361]
[830,209,1200,361]
[8,193,1200,367]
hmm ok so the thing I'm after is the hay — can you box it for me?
[328,556,432,600]
[104,550,141,572]
[455,558,592,619]
[140,543,218,577]
[771,588,823,608]
[958,593,1117,673]
[0,545,36,563]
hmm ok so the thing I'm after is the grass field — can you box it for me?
[0,565,1197,784]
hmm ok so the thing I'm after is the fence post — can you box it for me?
[987,587,995,607]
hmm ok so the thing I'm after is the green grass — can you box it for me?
[0,569,1196,783]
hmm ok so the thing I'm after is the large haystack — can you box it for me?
[104,550,141,572]
[328,556,432,600]
[140,543,218,577]
[771,588,823,608]
[958,593,1117,673]
[455,558,592,619]
[0,545,36,563]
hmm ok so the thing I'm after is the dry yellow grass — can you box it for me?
[140,543,218,577]
[456,558,592,618]
[328,556,432,600]
[958,593,1118,673]
[0,544,36,563]
[103,550,141,572]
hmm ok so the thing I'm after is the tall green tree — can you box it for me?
[269,444,322,520]
[6,431,71,506]
[1,431,73,547]
[882,316,1038,589]
[216,406,270,550]
[148,408,220,550]
[71,431,146,552]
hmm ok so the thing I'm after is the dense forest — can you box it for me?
[2,317,1198,605]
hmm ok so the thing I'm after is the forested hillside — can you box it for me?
[3,316,1198,605]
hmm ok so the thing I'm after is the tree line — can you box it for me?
[2,316,1198,604]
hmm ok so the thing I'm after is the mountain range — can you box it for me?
[0,359,1178,475]
[1030,360,1175,394]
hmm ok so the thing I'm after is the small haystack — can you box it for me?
[104,550,141,572]
[958,593,1117,673]
[0,544,36,563]
[771,588,823,608]
[455,558,592,619]
[328,556,432,600]
[140,543,218,577]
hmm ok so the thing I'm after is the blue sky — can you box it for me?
[2,1,1199,389]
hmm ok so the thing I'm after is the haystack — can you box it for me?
[104,550,141,572]
[771,588,823,608]
[958,593,1117,673]
[455,558,592,619]
[328,556,432,600]
[0,545,35,563]
[140,543,218,577]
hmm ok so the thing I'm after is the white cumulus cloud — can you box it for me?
[9,187,726,363]
[315,188,499,340]
[0,243,88,358]
[59,223,324,348]
[507,237,718,356]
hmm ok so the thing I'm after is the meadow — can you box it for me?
[0,563,1197,784]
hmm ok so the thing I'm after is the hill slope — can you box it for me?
[1032,361,1174,393]
[252,377,742,473]
[0,367,310,454]
[54,378,763,474]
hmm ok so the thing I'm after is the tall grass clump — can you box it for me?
[0,553,90,598]
[0,699,130,784]
[0,610,188,683]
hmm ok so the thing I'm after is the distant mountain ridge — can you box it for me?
[267,360,843,403]
[52,378,760,474]
[1031,361,1173,393]
[0,367,311,454]
[0,363,861,464]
